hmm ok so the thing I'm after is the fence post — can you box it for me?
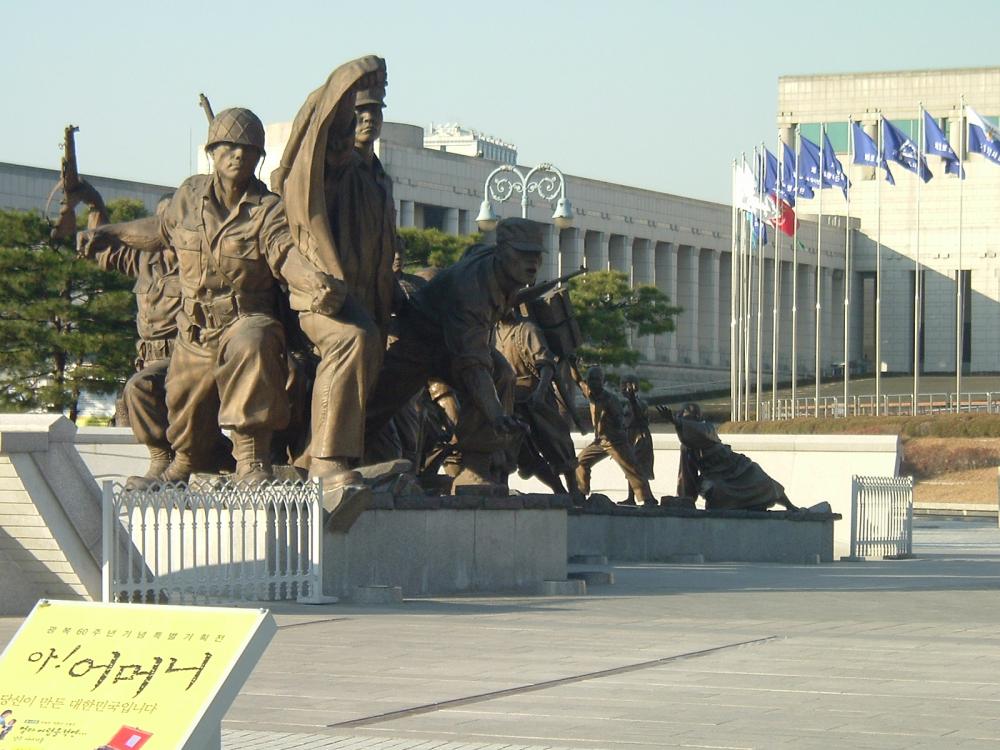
[298,477,337,604]
[101,481,113,603]
[849,476,860,560]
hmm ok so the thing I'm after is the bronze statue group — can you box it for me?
[70,55,794,523]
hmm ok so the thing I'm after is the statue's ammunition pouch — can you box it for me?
[137,337,174,365]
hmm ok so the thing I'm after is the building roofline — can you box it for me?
[779,65,1000,83]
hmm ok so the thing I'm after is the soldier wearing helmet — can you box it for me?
[81,107,345,486]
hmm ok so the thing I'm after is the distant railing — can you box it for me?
[849,475,913,560]
[101,478,327,605]
[759,391,1000,421]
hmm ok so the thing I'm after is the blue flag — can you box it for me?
[822,130,850,198]
[851,121,895,185]
[781,143,797,204]
[923,110,964,178]
[798,136,823,191]
[761,149,778,195]
[882,118,933,183]
[966,106,1000,166]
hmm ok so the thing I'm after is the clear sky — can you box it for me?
[2,0,996,205]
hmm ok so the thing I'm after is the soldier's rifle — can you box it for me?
[198,93,215,124]
[514,265,587,306]
[48,124,81,241]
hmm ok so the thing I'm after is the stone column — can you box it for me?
[561,227,585,275]
[584,231,608,272]
[399,199,415,228]
[654,242,678,362]
[543,225,560,280]
[444,207,459,236]
[706,250,721,366]
[677,246,699,365]
[632,239,654,360]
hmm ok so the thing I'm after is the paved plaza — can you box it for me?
[4,518,1000,749]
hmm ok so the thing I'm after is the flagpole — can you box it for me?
[844,117,853,416]
[815,125,825,418]
[876,113,883,416]
[741,152,752,421]
[744,149,753,422]
[730,159,739,422]
[733,151,747,420]
[913,105,923,416]
[956,97,966,411]
[792,126,800,415]
[772,133,782,420]
[755,144,765,421]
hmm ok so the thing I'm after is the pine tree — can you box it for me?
[569,270,681,369]
[0,200,143,421]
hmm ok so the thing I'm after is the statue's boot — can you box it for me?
[124,445,173,491]
[232,429,274,485]
[309,456,363,489]
[126,452,195,491]
[451,452,506,495]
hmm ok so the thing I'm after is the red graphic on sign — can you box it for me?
[106,725,153,749]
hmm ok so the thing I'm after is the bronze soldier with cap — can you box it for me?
[81,107,344,485]
[272,56,397,483]
[364,218,550,491]
[575,365,656,506]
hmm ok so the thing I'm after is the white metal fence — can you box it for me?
[759,391,1000,421]
[101,478,328,605]
[849,475,914,560]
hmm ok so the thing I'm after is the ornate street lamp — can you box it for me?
[476,163,573,232]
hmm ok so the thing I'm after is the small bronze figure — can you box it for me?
[575,366,656,506]
[620,373,654,504]
[659,403,797,511]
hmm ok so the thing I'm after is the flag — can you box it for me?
[882,117,933,182]
[822,130,850,198]
[781,143,797,205]
[923,110,964,178]
[851,120,895,185]
[733,162,774,216]
[769,196,795,237]
[966,105,1000,166]
[761,149,779,195]
[798,135,823,191]
[750,212,769,248]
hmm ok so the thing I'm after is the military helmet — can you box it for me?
[205,108,266,155]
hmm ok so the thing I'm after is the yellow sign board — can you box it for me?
[0,600,275,749]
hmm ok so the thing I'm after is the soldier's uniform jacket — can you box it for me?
[406,245,517,373]
[495,318,556,398]
[159,174,319,344]
[93,242,180,363]
[586,386,629,447]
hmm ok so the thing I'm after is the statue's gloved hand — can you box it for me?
[348,56,387,93]
[309,273,348,316]
[655,404,674,423]
[76,227,104,258]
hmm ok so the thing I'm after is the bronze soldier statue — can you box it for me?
[71,182,195,486]
[575,365,656,506]
[659,402,797,511]
[271,56,397,482]
[495,310,583,502]
[620,373,654,504]
[80,107,343,484]
[364,218,548,492]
